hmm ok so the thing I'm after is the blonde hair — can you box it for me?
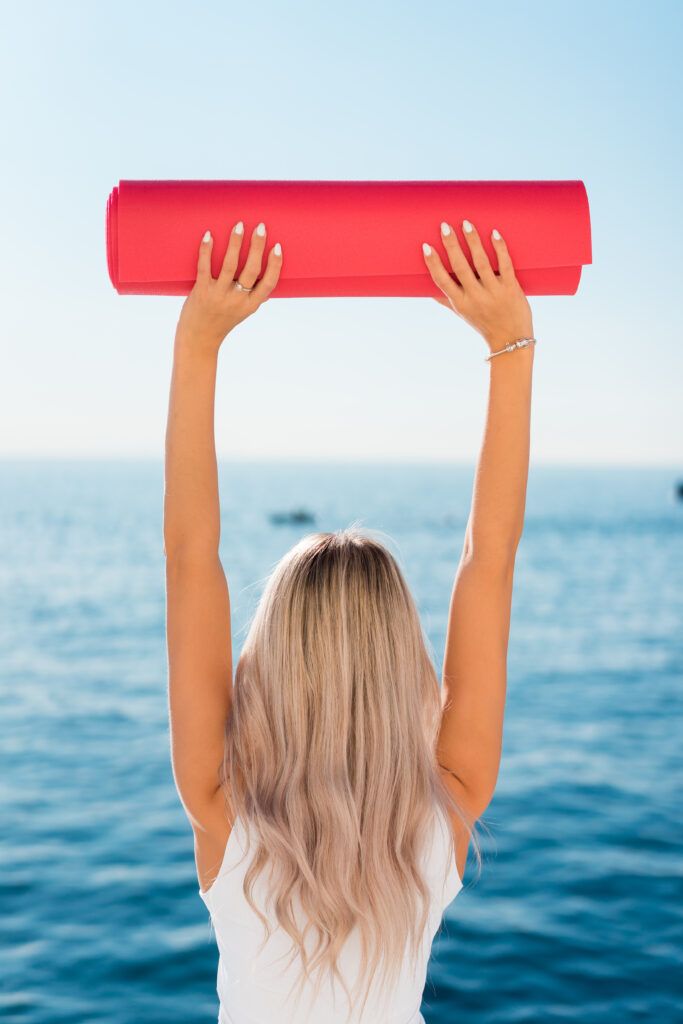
[220,526,481,1020]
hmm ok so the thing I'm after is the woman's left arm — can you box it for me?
[163,221,282,835]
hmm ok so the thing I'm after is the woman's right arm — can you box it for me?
[422,220,535,823]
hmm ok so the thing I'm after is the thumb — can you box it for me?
[432,294,463,319]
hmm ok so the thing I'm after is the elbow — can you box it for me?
[463,526,524,574]
[163,524,220,563]
[164,538,221,566]
[463,542,519,578]
[163,513,220,562]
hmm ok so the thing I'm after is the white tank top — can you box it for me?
[198,804,463,1024]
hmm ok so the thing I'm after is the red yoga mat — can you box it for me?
[106,180,591,298]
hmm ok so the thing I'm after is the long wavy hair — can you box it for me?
[220,526,481,1020]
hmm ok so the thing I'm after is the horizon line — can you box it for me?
[0,455,680,471]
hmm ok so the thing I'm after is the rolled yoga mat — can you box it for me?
[106,180,592,298]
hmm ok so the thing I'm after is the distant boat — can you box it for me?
[269,508,316,526]
[676,481,683,502]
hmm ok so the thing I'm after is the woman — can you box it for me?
[164,217,534,1023]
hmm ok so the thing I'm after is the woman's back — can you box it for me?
[199,803,463,1024]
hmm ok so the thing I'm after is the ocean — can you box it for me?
[1,460,682,1023]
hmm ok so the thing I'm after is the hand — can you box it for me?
[175,220,283,354]
[422,220,533,352]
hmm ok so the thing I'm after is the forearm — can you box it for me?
[464,340,534,566]
[163,328,221,559]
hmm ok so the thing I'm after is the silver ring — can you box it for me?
[233,281,253,293]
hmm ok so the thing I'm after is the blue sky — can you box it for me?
[0,0,681,464]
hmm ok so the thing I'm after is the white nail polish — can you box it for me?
[273,242,282,256]
[422,242,432,256]
[492,228,501,240]
[463,220,473,234]
[256,222,266,236]
[441,221,451,236]
[202,230,212,243]
[234,221,244,235]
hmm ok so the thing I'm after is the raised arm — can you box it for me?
[163,221,282,855]
[422,219,534,825]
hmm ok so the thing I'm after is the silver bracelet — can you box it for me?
[485,337,537,362]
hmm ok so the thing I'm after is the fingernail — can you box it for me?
[492,228,501,240]
[202,230,212,243]
[422,242,432,256]
[233,221,244,235]
[256,222,266,237]
[441,221,451,236]
[463,220,473,234]
[273,242,282,256]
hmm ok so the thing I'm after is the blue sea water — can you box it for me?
[1,459,682,1024]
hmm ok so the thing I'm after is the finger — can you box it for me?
[459,220,496,287]
[217,221,244,287]
[490,228,516,284]
[439,221,478,290]
[197,230,214,283]
[250,243,283,304]
[422,241,465,310]
[237,221,267,288]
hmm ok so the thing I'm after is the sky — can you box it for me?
[0,0,681,465]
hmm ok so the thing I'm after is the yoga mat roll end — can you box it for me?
[105,185,119,292]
